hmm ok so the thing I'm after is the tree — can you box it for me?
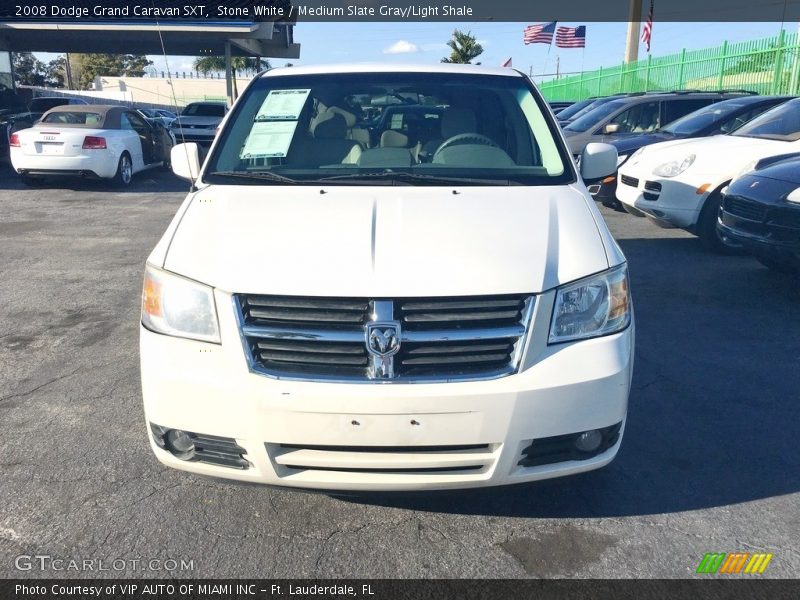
[68,53,153,89]
[12,52,46,86]
[441,29,484,64]
[44,57,66,88]
[192,56,271,96]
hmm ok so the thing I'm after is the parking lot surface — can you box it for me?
[0,166,798,578]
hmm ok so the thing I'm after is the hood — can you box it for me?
[611,132,674,155]
[622,134,795,178]
[162,185,611,297]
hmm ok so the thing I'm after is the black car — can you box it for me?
[717,155,800,273]
[591,95,792,210]
[548,101,574,114]
[0,88,30,164]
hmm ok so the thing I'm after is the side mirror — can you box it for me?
[580,142,618,182]
[171,142,201,181]
[603,123,620,135]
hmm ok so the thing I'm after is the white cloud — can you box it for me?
[383,40,419,55]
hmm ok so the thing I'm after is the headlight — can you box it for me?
[652,154,695,177]
[787,187,800,203]
[616,154,629,167]
[732,159,758,182]
[141,265,220,343]
[549,264,631,344]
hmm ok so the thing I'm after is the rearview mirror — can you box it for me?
[603,123,620,135]
[171,142,201,181]
[580,143,618,182]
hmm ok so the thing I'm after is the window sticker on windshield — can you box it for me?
[240,120,299,158]
[256,89,311,121]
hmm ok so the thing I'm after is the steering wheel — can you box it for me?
[433,133,500,160]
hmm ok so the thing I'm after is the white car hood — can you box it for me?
[161,185,611,297]
[623,134,796,178]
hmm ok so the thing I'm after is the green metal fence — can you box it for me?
[539,30,800,101]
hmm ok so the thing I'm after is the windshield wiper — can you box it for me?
[206,170,298,184]
[315,171,516,186]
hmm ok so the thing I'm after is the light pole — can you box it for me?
[624,0,642,64]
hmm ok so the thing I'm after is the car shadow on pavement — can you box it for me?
[337,237,800,518]
[0,164,189,193]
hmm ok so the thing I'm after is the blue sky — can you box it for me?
[36,21,793,83]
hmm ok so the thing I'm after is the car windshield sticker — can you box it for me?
[240,120,299,158]
[256,89,311,121]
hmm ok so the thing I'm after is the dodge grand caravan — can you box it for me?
[140,64,634,491]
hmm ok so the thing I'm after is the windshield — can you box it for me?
[733,99,800,141]
[564,99,626,132]
[204,71,572,186]
[661,99,751,136]
[182,103,226,117]
[555,98,594,121]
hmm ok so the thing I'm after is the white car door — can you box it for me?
[119,112,145,172]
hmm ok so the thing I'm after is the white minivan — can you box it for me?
[140,64,633,491]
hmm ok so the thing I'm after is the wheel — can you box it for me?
[112,152,133,187]
[433,133,500,161]
[755,255,799,275]
[697,189,743,255]
[601,198,626,212]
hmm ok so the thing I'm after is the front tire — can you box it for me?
[112,152,133,187]
[697,189,743,255]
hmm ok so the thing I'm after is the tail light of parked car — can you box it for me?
[82,136,107,149]
[9,133,20,147]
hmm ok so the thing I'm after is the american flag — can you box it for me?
[555,26,586,48]
[641,0,654,52]
[524,22,557,45]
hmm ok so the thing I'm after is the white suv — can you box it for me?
[140,64,633,491]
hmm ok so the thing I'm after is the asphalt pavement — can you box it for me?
[0,166,798,578]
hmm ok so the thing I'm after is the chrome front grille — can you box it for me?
[235,294,534,382]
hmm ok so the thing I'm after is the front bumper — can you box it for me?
[140,289,634,491]
[718,210,800,264]
[616,172,710,228]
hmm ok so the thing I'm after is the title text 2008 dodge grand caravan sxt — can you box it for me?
[140,64,633,491]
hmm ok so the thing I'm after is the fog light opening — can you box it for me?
[165,429,196,461]
[575,429,603,453]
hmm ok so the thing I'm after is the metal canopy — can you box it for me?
[0,20,300,58]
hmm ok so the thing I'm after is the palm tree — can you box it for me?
[192,56,271,97]
[441,30,484,64]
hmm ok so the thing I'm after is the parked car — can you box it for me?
[0,87,30,163]
[141,63,633,491]
[170,101,227,145]
[26,96,89,123]
[718,155,800,273]
[10,104,172,186]
[563,91,756,156]
[138,107,177,128]
[591,95,792,210]
[548,101,574,114]
[616,98,800,252]
[557,95,623,124]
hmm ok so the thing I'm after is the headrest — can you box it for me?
[441,107,477,139]
[380,130,409,148]
[312,111,347,139]
[328,106,358,128]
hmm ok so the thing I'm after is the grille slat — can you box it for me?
[724,196,768,221]
[237,294,533,382]
[620,174,639,188]
[403,309,521,323]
